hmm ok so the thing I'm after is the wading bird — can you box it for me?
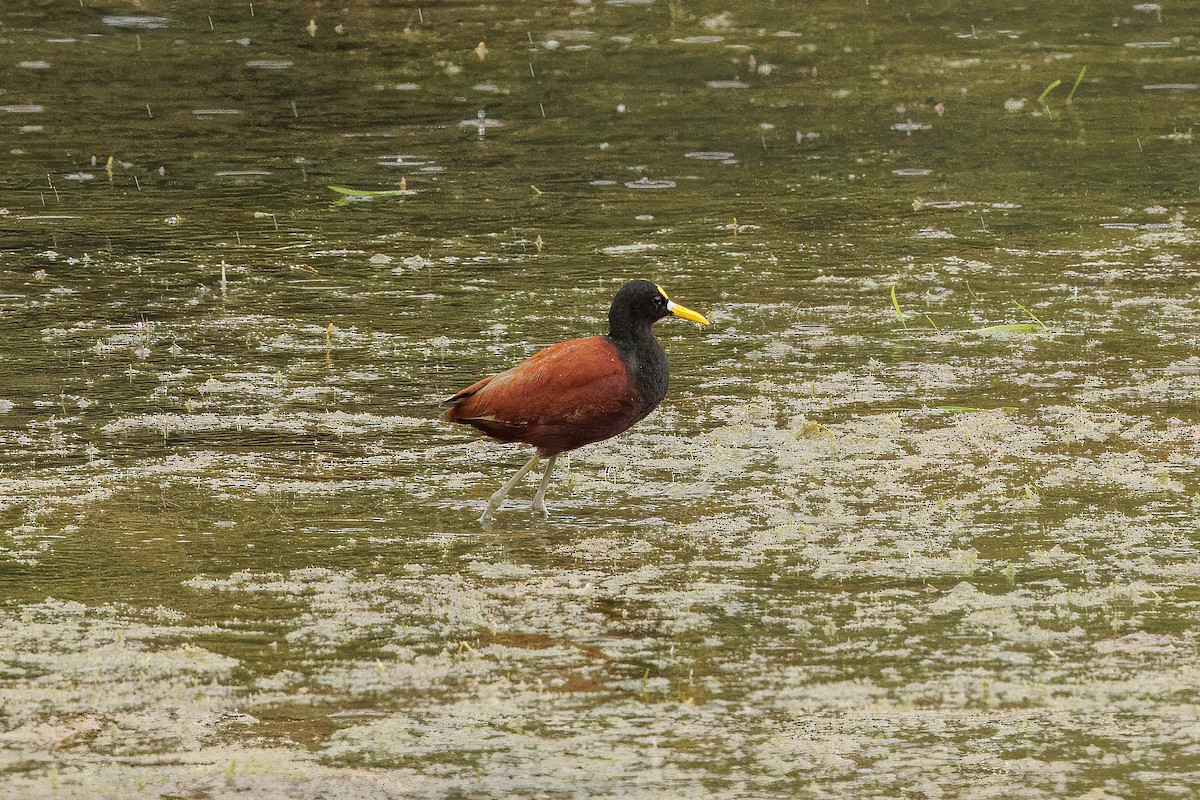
[442,279,708,523]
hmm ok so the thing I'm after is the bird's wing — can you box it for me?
[441,336,637,427]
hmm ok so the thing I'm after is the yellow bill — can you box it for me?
[656,283,709,325]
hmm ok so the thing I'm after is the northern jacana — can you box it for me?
[442,279,708,523]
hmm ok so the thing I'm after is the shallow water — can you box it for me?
[2,1,1200,797]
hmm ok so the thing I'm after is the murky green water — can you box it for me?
[3,1,1200,797]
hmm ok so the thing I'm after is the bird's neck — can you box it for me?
[606,327,669,409]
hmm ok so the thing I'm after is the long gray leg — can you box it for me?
[531,454,558,516]
[480,453,541,524]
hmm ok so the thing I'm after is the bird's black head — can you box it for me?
[607,279,708,340]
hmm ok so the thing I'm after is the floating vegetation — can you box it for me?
[376,155,438,171]
[601,242,659,254]
[973,321,1048,335]
[546,29,596,40]
[624,177,676,189]
[913,227,957,239]
[101,15,169,28]
[328,185,417,204]
[888,288,1051,337]
[684,151,737,161]
[974,302,1051,336]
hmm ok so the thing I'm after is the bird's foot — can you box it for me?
[480,493,506,525]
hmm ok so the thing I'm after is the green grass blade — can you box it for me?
[975,322,1047,335]
[329,185,413,197]
[1067,66,1087,103]
[1038,78,1062,105]
[890,285,908,329]
[1012,301,1048,329]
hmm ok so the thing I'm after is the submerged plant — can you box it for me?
[974,301,1050,335]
